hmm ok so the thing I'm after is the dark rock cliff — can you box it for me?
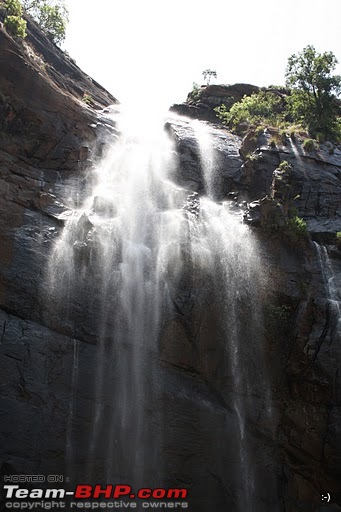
[1,17,341,512]
[166,117,341,511]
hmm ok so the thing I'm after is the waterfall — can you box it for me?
[46,108,272,509]
[314,242,341,337]
[66,338,80,473]
[192,120,217,197]
[191,120,270,510]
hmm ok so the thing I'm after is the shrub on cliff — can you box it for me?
[302,138,316,153]
[286,215,307,242]
[215,90,286,130]
[4,13,26,37]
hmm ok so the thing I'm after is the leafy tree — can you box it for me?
[22,0,68,44]
[285,45,341,140]
[202,69,217,85]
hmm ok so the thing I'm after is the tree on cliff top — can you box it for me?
[285,45,341,140]
[202,69,217,85]
[22,0,68,44]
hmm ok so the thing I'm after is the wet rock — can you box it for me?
[244,197,286,229]
[181,193,200,217]
[167,116,243,197]
[227,191,238,200]
[92,196,117,217]
[169,102,217,123]
[271,160,294,205]
[77,212,93,236]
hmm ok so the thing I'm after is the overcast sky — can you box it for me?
[63,0,341,109]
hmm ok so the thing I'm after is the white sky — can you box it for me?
[63,0,341,108]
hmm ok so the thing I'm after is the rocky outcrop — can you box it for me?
[166,116,244,198]
[241,129,341,242]
[170,83,259,123]
[169,101,219,122]
[194,83,259,109]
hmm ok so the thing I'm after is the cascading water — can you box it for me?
[66,338,79,472]
[314,242,341,338]
[46,107,273,510]
[190,121,271,509]
[192,120,217,197]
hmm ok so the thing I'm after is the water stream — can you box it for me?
[47,108,270,509]
[314,242,341,338]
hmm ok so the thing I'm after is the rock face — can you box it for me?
[170,83,259,122]
[165,119,341,510]
[1,19,341,512]
[197,83,259,107]
[166,116,244,196]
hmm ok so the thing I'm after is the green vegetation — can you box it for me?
[278,160,291,173]
[1,0,27,37]
[267,130,288,148]
[3,0,22,15]
[214,45,341,143]
[4,13,26,37]
[302,138,316,153]
[82,93,94,106]
[215,90,286,129]
[286,215,307,241]
[286,45,341,141]
[21,0,69,44]
[271,160,293,209]
[245,152,260,162]
[1,0,68,43]
[270,165,308,243]
[336,232,341,249]
[187,82,202,104]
